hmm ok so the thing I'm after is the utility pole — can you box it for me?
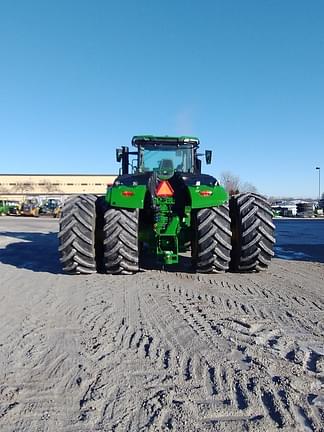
[316,167,321,201]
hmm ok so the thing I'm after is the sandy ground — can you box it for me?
[0,216,323,432]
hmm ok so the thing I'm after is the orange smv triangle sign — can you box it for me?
[156,181,174,197]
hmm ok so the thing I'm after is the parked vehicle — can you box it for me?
[0,200,9,216]
[58,135,275,275]
[21,198,40,217]
[39,199,61,216]
[6,200,21,215]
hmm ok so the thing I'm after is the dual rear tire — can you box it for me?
[103,208,139,274]
[191,205,232,273]
[58,195,97,274]
[191,193,275,273]
[58,196,139,275]
[229,193,275,271]
[58,193,275,275]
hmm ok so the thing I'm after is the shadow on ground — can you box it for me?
[0,232,197,275]
[0,231,61,273]
[6,231,321,275]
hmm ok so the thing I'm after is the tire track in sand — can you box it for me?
[0,245,323,432]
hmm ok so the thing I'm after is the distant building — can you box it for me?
[296,202,314,218]
[272,204,297,217]
[0,174,116,201]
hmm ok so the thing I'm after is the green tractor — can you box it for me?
[0,200,10,216]
[58,136,275,274]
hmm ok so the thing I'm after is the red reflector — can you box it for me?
[199,190,212,196]
[122,191,134,197]
[156,181,174,197]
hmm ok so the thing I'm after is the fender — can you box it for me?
[105,185,147,209]
[188,184,228,209]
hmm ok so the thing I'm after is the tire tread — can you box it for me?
[230,192,275,272]
[58,194,97,274]
[192,205,232,273]
[103,207,139,274]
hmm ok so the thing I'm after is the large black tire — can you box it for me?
[94,196,108,273]
[229,193,275,271]
[103,207,139,274]
[58,194,97,274]
[192,205,232,273]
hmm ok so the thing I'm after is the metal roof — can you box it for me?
[132,135,200,147]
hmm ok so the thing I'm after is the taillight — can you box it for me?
[199,190,212,196]
[122,191,134,197]
[156,181,174,197]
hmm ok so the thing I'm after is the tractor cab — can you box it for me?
[116,136,212,176]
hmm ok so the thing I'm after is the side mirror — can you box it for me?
[116,148,123,162]
[205,150,212,164]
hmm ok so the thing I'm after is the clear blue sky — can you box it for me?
[0,0,323,198]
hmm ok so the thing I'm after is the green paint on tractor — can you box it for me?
[107,184,146,209]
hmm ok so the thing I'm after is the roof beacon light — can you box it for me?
[156,181,174,197]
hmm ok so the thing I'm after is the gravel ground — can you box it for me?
[0,216,323,431]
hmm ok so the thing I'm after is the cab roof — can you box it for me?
[132,135,200,147]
